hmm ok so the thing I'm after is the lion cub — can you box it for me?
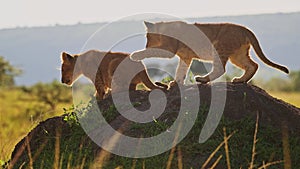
[61,50,167,100]
[130,21,289,84]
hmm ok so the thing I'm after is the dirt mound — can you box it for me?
[202,83,300,131]
[8,83,300,168]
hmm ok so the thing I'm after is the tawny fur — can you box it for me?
[61,50,167,100]
[130,21,289,84]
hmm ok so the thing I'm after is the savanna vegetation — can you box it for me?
[0,56,72,163]
[253,70,300,107]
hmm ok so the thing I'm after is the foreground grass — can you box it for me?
[4,102,299,169]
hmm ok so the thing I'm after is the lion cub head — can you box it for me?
[61,52,82,85]
[144,21,178,52]
[130,21,179,61]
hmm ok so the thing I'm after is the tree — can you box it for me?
[26,80,72,111]
[0,56,22,87]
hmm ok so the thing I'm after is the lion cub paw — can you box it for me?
[232,77,247,83]
[195,76,210,84]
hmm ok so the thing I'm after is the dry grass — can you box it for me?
[223,127,231,169]
[249,114,259,169]
[201,114,284,169]
[201,130,235,169]
[281,121,291,169]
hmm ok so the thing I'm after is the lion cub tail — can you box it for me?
[245,28,289,74]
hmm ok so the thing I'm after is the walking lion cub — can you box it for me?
[130,21,289,84]
[61,50,167,100]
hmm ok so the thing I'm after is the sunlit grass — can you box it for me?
[268,91,300,108]
[0,88,71,161]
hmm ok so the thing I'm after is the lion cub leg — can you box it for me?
[230,55,258,83]
[128,73,143,91]
[173,59,192,85]
[195,58,227,84]
[94,75,106,100]
[132,71,167,90]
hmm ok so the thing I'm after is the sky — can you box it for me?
[1,0,300,29]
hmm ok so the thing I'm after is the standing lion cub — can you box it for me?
[130,21,289,84]
[61,50,167,100]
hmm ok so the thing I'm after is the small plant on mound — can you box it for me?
[63,105,79,126]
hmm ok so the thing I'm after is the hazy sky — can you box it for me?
[1,0,300,29]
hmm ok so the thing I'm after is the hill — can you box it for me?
[0,12,299,85]
[7,83,300,168]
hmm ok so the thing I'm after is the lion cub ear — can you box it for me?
[61,52,73,62]
[144,21,154,29]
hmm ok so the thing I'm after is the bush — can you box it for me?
[289,70,300,91]
[22,80,72,111]
[0,56,22,87]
